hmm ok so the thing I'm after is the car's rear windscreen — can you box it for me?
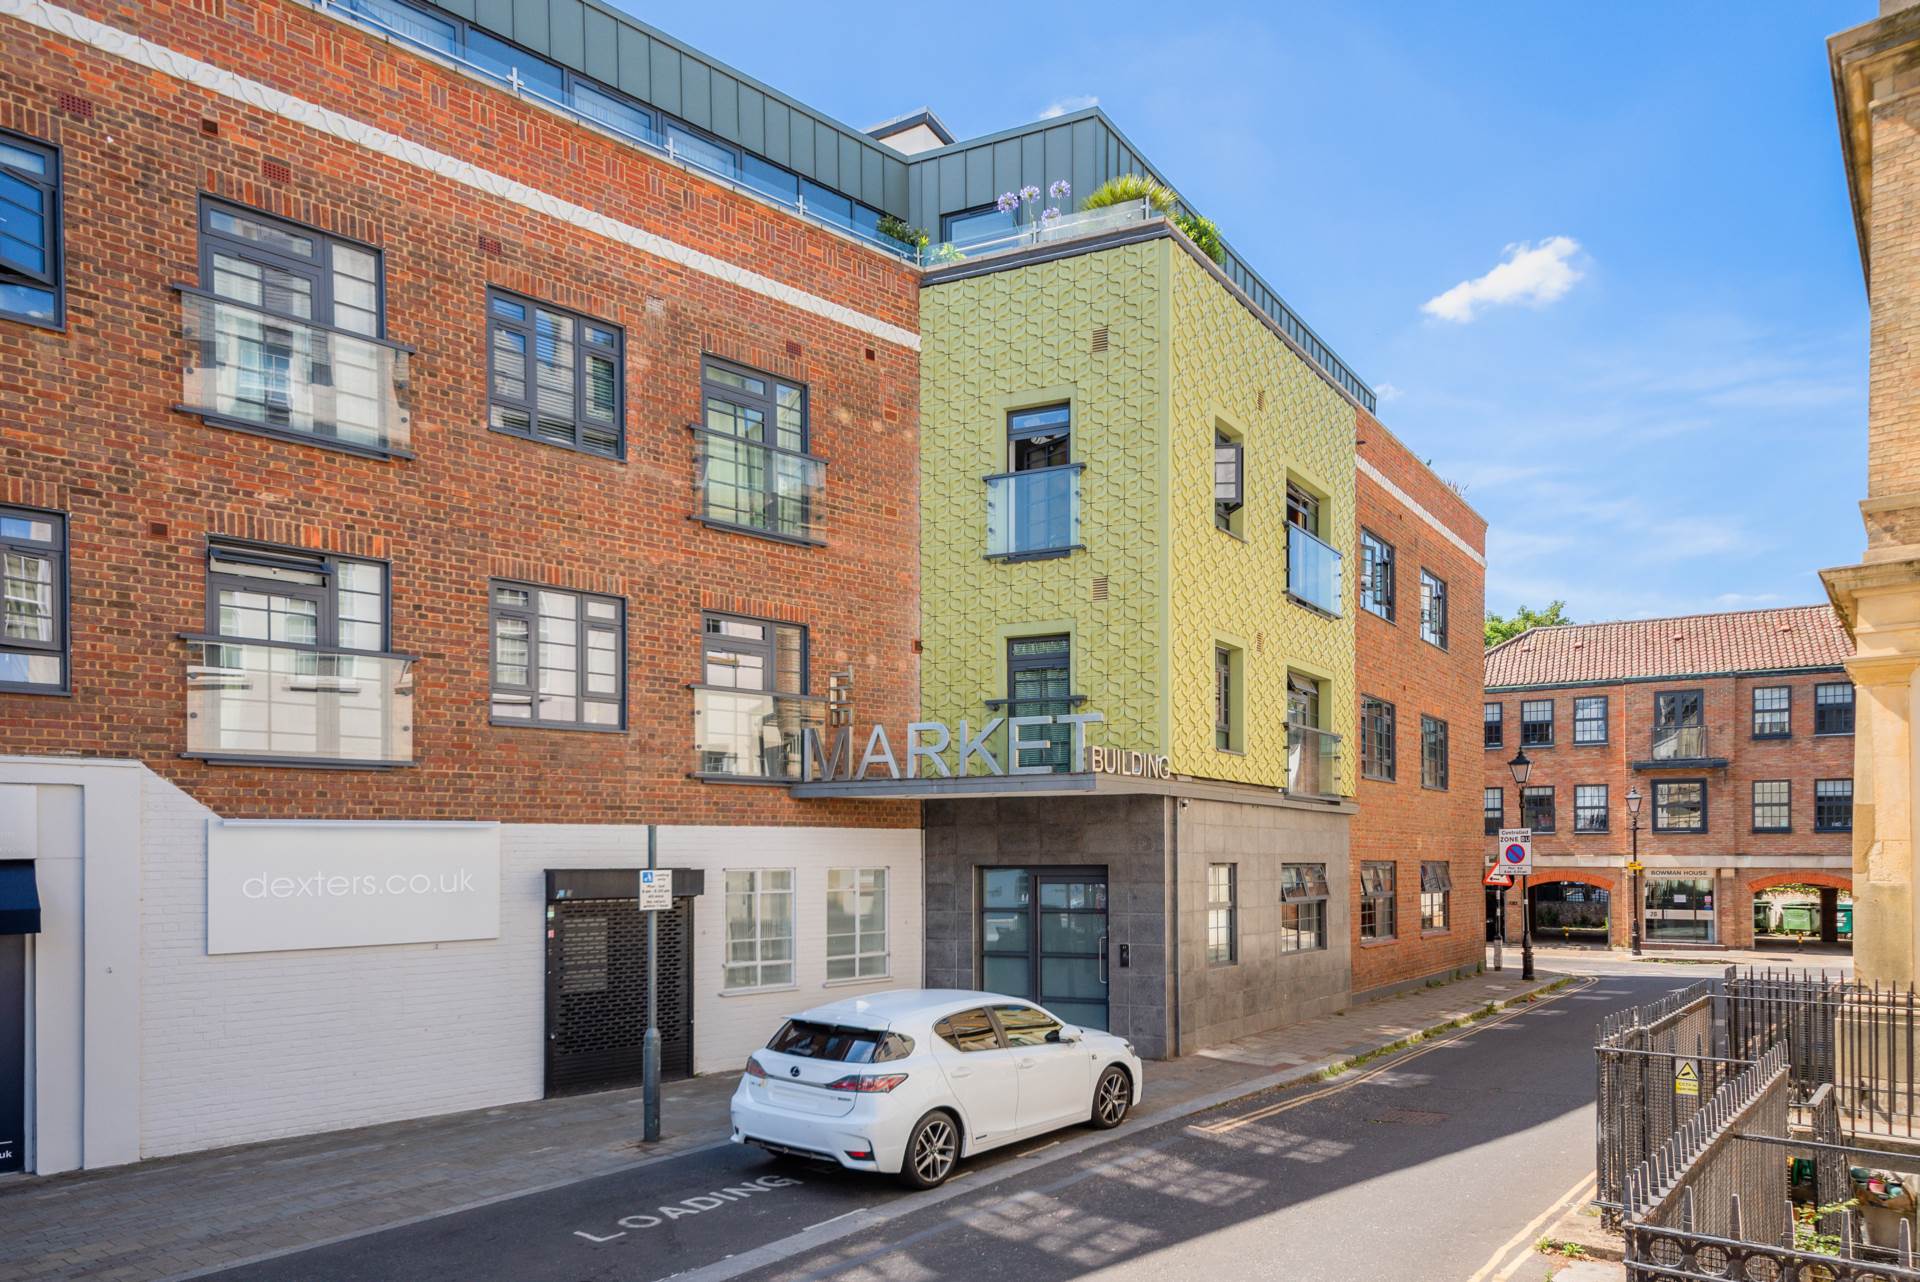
[767,1021,913,1063]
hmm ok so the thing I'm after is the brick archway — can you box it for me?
[1747,871,1852,895]
[1525,873,1619,946]
[1528,870,1622,894]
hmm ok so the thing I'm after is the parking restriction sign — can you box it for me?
[1496,828,1533,876]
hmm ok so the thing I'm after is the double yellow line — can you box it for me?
[1193,976,1595,1136]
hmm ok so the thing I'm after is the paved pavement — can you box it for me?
[1,962,1570,1282]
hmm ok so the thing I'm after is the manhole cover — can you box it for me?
[1369,1108,1448,1127]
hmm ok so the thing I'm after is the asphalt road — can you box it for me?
[208,965,1684,1282]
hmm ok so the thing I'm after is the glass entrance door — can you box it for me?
[1645,877,1716,944]
[978,867,1109,1030]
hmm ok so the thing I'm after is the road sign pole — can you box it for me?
[1521,873,1534,981]
[1493,883,1504,972]
[643,823,661,1143]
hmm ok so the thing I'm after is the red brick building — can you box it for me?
[1484,607,1856,951]
[1350,412,1489,997]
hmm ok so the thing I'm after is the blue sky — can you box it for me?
[636,0,1873,625]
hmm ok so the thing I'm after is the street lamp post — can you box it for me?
[1509,748,1534,981]
[1626,787,1644,957]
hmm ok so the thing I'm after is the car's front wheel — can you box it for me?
[1090,1065,1131,1129]
[897,1110,961,1189]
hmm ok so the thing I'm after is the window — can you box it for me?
[1359,862,1396,941]
[1653,689,1706,759]
[993,1004,1063,1048]
[489,583,624,729]
[1009,403,1070,471]
[696,357,820,543]
[1753,686,1791,739]
[942,203,1018,248]
[1522,785,1555,833]
[1007,635,1073,771]
[206,542,387,652]
[1280,863,1329,953]
[0,507,66,692]
[1214,429,1244,535]
[1815,779,1854,833]
[1815,683,1856,736]
[1360,529,1395,621]
[1287,483,1321,536]
[1215,645,1244,752]
[1653,779,1707,834]
[992,404,1079,558]
[1484,701,1503,748]
[201,200,381,337]
[1421,716,1449,790]
[696,613,808,779]
[1206,864,1236,965]
[0,133,61,327]
[767,1021,912,1064]
[826,868,888,981]
[1574,696,1608,745]
[723,869,794,990]
[1484,786,1504,836]
[932,1007,1003,1052]
[1420,862,1451,932]
[486,290,623,457]
[1574,784,1609,833]
[1419,570,1448,648]
[1753,780,1791,833]
[1361,696,1396,781]
[1522,699,1554,747]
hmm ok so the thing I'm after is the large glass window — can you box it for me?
[1753,780,1791,833]
[1007,635,1073,771]
[1573,696,1608,745]
[1360,530,1395,620]
[202,199,382,337]
[1361,695,1396,781]
[1280,863,1329,953]
[1645,877,1715,945]
[696,357,820,543]
[0,506,66,691]
[1815,683,1855,736]
[942,204,1018,249]
[0,133,61,327]
[1522,785,1555,833]
[1206,864,1236,965]
[1359,862,1396,941]
[489,582,624,729]
[1522,699,1554,747]
[979,869,1033,1000]
[1484,786,1504,836]
[1752,686,1791,739]
[723,868,794,990]
[1484,701,1503,748]
[1421,715,1449,790]
[1420,862,1451,932]
[696,612,808,779]
[1574,784,1609,833]
[826,868,888,981]
[207,542,387,651]
[486,290,623,458]
[1815,779,1854,833]
[1419,570,1448,648]
[1653,779,1707,834]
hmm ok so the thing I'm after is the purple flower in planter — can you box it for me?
[1019,185,1040,203]
[996,191,1020,214]
[1040,207,1060,225]
[1049,179,1071,200]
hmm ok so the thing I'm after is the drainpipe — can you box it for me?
[1168,795,1182,1058]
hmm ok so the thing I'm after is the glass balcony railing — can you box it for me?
[986,465,1083,559]
[925,199,1155,268]
[692,687,825,781]
[692,428,826,544]
[1287,723,1341,800]
[185,640,414,766]
[1651,725,1709,761]
[1287,524,1343,616]
[180,290,411,455]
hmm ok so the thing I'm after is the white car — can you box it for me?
[729,989,1143,1188]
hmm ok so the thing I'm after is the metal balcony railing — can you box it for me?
[1287,524,1343,616]
[692,686,825,781]
[985,464,1083,559]
[691,428,826,544]
[1287,723,1341,800]
[1651,724,1709,761]
[185,639,413,766]
[180,290,411,455]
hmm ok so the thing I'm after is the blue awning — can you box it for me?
[0,862,40,934]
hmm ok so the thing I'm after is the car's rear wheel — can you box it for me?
[897,1111,961,1189]
[1090,1065,1131,1129]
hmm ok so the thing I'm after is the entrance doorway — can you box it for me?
[544,891,694,1096]
[0,934,20,1174]
[1645,877,1716,944]
[979,868,1109,1030]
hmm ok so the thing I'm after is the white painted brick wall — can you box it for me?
[136,774,921,1158]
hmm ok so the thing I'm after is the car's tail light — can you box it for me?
[845,1149,875,1161]
[744,1055,768,1079]
[824,1073,909,1093]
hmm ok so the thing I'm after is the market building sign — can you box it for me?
[802,711,1169,783]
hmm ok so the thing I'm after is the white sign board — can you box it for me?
[1496,827,1534,876]
[638,868,674,911]
[207,820,501,955]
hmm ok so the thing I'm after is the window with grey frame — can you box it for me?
[1484,786,1504,836]
[695,357,823,544]
[1753,686,1791,739]
[1484,701,1503,748]
[696,613,811,780]
[1361,695,1396,781]
[1522,785,1555,833]
[1360,529,1395,620]
[1214,430,1244,535]
[1359,862,1396,941]
[1206,863,1236,965]
[1007,634,1074,771]
[1521,698,1554,747]
[0,132,61,328]
[1574,784,1609,833]
[0,506,66,692]
[1815,683,1855,736]
[1215,645,1236,750]
[1419,570,1447,648]
[1573,695,1608,745]
[1421,715,1448,789]
[1753,780,1791,833]
[486,290,623,458]
[1815,779,1853,833]
[489,582,624,729]
[1280,863,1328,953]
[1419,862,1451,932]
[993,404,1078,558]
[1653,779,1707,833]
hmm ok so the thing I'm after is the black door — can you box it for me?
[545,896,693,1096]
[979,867,1109,1031]
[0,933,23,1173]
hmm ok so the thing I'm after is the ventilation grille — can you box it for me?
[786,340,803,358]
[1256,631,1264,654]
[58,92,94,120]
[478,233,503,257]
[1091,325,1109,354]
[261,157,292,184]
[1257,389,1267,412]
[1092,575,1110,602]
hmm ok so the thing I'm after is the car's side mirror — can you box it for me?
[1050,1028,1080,1045]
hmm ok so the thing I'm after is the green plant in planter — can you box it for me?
[876,214,930,251]
[1081,173,1179,214]
[1174,211,1227,264]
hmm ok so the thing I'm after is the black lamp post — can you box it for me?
[1626,787,1644,957]
[1509,748,1534,981]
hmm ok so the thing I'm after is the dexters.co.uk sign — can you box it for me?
[206,819,501,955]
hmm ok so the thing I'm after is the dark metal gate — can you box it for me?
[544,872,695,1097]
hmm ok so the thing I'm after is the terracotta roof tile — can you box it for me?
[1483,605,1852,689]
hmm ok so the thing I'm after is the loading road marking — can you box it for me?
[573,1173,805,1244]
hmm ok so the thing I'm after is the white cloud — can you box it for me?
[1037,95,1099,120]
[1374,381,1405,403]
[1421,237,1585,323]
